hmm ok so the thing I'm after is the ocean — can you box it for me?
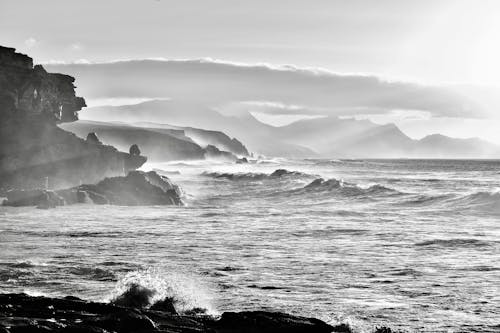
[1,159,499,332]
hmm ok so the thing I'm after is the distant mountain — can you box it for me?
[80,100,317,158]
[415,134,500,159]
[275,116,500,158]
[60,120,246,162]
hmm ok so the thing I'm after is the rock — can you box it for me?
[86,132,102,145]
[149,298,177,315]
[0,293,345,333]
[88,309,156,332]
[235,157,248,164]
[63,171,182,206]
[3,189,64,208]
[211,311,334,333]
[204,145,237,161]
[129,144,141,156]
[0,46,147,191]
[111,284,155,309]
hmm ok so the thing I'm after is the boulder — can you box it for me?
[66,171,182,206]
[86,132,102,145]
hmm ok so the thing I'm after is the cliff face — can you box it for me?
[0,46,146,191]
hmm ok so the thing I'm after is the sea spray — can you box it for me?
[108,267,218,315]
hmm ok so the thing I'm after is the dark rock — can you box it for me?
[88,309,156,332]
[374,327,405,333]
[111,284,155,309]
[211,311,334,333]
[235,157,248,164]
[149,298,177,315]
[85,132,102,145]
[69,171,182,206]
[129,144,141,156]
[0,46,147,191]
[0,293,345,333]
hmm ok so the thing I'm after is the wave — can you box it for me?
[66,266,116,281]
[453,190,500,208]
[401,194,454,206]
[201,169,314,181]
[202,171,267,181]
[298,177,403,198]
[415,238,493,249]
[108,268,217,315]
[400,190,500,213]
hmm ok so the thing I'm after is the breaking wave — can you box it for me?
[295,177,403,198]
[451,190,500,211]
[108,268,217,315]
[201,169,314,181]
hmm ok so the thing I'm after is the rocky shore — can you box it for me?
[0,293,401,333]
[2,171,183,207]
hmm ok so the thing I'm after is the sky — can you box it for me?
[2,0,500,142]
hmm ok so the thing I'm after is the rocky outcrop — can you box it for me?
[0,46,147,191]
[3,171,182,207]
[0,293,348,333]
[0,46,85,122]
[182,127,250,156]
[204,144,238,161]
[58,171,182,206]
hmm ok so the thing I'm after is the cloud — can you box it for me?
[24,37,38,48]
[44,58,488,119]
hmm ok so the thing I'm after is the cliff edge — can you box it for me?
[0,46,146,191]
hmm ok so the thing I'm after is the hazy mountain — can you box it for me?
[78,100,500,159]
[80,100,318,158]
[275,116,500,158]
[415,134,500,159]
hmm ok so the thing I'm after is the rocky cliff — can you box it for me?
[0,46,146,191]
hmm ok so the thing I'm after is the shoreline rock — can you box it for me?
[0,293,343,333]
[3,171,183,207]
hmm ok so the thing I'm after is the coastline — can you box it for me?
[0,292,399,333]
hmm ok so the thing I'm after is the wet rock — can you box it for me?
[235,157,248,164]
[212,311,334,333]
[149,298,177,315]
[88,309,156,332]
[111,284,154,309]
[0,293,343,333]
[72,171,182,206]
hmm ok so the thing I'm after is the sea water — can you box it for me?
[1,159,499,332]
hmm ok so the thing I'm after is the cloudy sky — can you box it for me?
[2,0,500,142]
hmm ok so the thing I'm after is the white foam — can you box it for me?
[108,267,218,315]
